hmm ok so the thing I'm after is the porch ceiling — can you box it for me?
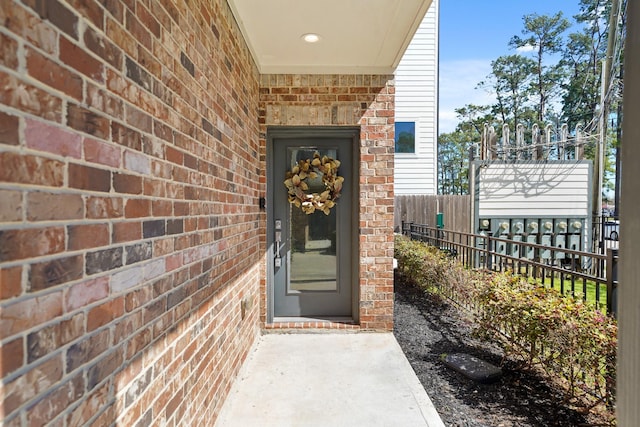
[227,0,432,74]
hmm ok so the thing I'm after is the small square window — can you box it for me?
[395,122,415,153]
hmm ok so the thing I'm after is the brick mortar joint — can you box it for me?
[4,38,254,163]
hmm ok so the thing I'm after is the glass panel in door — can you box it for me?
[289,148,338,292]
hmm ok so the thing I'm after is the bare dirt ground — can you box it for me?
[393,273,612,427]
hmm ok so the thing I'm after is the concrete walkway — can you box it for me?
[215,333,445,427]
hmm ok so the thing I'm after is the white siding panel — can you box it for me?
[394,0,438,195]
[478,162,592,217]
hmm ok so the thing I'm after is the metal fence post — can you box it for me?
[606,248,618,316]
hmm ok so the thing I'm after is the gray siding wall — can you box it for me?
[477,161,592,217]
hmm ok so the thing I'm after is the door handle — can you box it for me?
[275,231,282,258]
[274,220,283,267]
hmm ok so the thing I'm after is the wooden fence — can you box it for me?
[394,195,471,233]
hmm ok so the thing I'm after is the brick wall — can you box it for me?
[259,74,396,331]
[0,0,262,425]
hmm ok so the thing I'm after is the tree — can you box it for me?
[454,104,495,137]
[510,12,570,122]
[478,54,537,129]
[561,0,610,130]
[561,30,601,130]
[437,104,493,194]
[438,131,471,194]
[560,0,626,212]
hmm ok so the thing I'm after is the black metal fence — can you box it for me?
[592,216,620,253]
[401,222,619,314]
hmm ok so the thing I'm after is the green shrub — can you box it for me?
[394,235,617,412]
[394,235,478,305]
[475,272,617,406]
[394,236,449,291]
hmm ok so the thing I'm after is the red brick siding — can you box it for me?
[259,74,395,331]
[0,0,261,425]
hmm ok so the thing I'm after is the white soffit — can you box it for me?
[227,0,432,74]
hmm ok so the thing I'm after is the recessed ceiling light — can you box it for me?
[302,33,321,43]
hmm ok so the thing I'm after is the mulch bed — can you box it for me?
[393,273,612,427]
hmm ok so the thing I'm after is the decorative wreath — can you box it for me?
[284,152,344,215]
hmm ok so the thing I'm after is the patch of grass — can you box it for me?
[529,275,608,312]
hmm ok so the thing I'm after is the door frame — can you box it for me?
[266,127,360,324]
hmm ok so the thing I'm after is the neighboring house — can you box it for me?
[394,0,439,195]
[0,0,432,426]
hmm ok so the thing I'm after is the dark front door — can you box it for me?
[268,129,356,319]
